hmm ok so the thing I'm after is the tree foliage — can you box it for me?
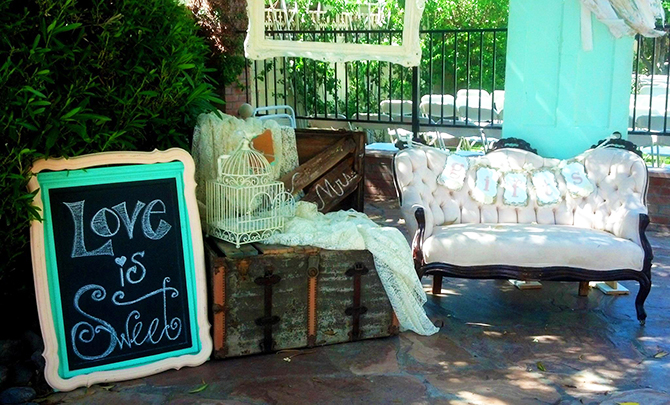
[0,0,222,329]
[421,0,509,29]
[188,0,248,87]
[275,0,509,29]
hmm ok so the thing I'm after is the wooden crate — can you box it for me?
[281,128,366,213]
[204,237,398,359]
[365,148,398,201]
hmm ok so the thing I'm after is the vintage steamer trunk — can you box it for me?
[205,238,399,359]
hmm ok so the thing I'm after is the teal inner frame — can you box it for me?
[37,161,201,379]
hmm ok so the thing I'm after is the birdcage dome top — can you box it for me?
[218,138,273,186]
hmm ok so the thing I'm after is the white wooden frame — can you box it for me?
[28,148,212,391]
[245,0,426,67]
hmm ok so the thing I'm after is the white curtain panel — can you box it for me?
[580,0,665,50]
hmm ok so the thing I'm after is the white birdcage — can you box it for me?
[206,138,294,247]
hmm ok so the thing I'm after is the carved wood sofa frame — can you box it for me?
[395,141,654,324]
[411,208,653,324]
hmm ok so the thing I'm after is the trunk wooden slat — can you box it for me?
[205,238,398,359]
[280,128,365,213]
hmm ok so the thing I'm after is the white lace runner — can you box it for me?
[265,202,439,336]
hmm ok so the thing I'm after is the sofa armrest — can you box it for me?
[609,208,653,275]
[400,194,434,240]
[412,207,426,274]
[639,213,653,278]
[610,206,648,247]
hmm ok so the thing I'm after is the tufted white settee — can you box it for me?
[394,143,653,323]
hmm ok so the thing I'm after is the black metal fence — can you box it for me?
[630,29,670,135]
[247,27,670,136]
[249,28,507,132]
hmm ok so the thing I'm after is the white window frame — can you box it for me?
[245,0,426,67]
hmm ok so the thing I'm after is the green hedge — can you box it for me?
[0,0,222,327]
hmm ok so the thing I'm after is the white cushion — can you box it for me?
[423,223,645,271]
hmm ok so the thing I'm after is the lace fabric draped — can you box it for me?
[580,0,665,50]
[265,201,439,336]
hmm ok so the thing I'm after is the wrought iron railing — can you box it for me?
[630,29,670,135]
[245,27,670,136]
[247,28,507,131]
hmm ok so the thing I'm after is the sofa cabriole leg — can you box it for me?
[432,275,443,295]
[635,275,651,325]
[578,281,590,296]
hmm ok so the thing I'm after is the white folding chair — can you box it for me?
[380,99,413,118]
[419,94,456,123]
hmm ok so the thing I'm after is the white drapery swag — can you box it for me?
[580,0,666,50]
[265,202,440,336]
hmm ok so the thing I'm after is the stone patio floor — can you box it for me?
[44,201,670,404]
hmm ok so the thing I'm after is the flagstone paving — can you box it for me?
[40,201,670,404]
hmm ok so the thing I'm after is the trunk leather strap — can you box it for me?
[307,254,320,347]
[345,262,369,341]
[254,266,281,353]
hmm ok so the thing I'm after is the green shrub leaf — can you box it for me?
[138,90,159,97]
[22,86,46,98]
[60,107,82,120]
[53,22,82,34]
[1,0,223,310]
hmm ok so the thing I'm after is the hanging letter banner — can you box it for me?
[472,166,500,204]
[502,172,529,206]
[531,170,562,206]
[561,162,595,198]
[28,149,211,392]
[438,154,469,190]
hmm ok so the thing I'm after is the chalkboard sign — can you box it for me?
[28,149,211,391]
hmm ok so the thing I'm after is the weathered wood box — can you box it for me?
[204,238,398,359]
[281,128,366,213]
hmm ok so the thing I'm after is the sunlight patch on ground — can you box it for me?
[436,360,470,369]
[593,367,626,380]
[529,335,565,344]
[582,354,608,362]
[466,322,493,328]
[568,370,616,392]
[637,336,670,344]
[451,391,508,405]
[422,286,462,296]
[505,369,556,393]
[563,346,583,354]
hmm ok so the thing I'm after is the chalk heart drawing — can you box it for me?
[115,256,127,267]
